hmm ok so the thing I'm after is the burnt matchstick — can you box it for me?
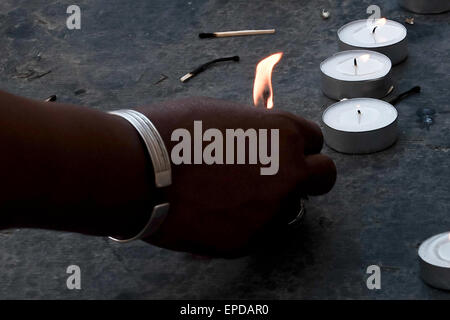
[388,86,421,105]
[199,29,275,39]
[180,56,240,82]
[44,95,57,102]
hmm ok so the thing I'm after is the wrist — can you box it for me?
[106,109,171,242]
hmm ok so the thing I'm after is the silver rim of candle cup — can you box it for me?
[337,20,408,65]
[418,232,450,291]
[321,98,398,154]
[320,51,393,101]
[399,0,450,14]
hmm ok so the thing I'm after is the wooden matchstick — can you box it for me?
[180,56,240,83]
[199,29,275,39]
[44,95,57,102]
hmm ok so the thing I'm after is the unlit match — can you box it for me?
[199,29,275,39]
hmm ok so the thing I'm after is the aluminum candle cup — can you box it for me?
[320,50,392,100]
[399,0,450,14]
[322,98,398,154]
[419,232,450,290]
[338,19,407,65]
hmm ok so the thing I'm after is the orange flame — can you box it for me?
[360,54,370,62]
[253,52,283,109]
[376,18,387,27]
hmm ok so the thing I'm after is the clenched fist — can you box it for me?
[133,97,336,257]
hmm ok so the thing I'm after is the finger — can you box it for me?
[304,154,336,196]
[300,119,324,155]
[276,111,324,155]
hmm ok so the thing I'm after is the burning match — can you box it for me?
[199,29,275,39]
[253,52,283,109]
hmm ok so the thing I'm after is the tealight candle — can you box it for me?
[419,232,450,290]
[322,98,398,154]
[399,0,450,14]
[320,50,392,100]
[338,19,408,65]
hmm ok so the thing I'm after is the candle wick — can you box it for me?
[372,26,378,43]
[357,109,362,124]
[353,58,357,75]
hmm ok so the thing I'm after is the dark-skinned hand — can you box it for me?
[132,97,336,257]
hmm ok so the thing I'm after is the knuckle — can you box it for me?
[271,111,304,150]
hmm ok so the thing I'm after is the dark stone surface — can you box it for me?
[0,0,449,299]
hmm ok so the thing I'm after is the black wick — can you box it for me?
[180,56,240,82]
[388,86,421,105]
[372,26,378,34]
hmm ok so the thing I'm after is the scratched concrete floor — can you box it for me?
[0,0,449,299]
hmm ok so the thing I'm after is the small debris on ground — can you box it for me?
[15,69,36,79]
[74,89,86,95]
[321,9,330,19]
[0,230,14,237]
[154,73,168,85]
[27,70,52,81]
[405,17,414,25]
[380,265,401,271]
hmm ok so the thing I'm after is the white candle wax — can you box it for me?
[323,98,397,132]
[338,19,407,48]
[439,242,450,261]
[321,50,391,81]
[337,54,382,76]
[419,232,450,268]
[419,232,450,290]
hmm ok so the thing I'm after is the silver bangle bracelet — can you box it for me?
[107,109,172,243]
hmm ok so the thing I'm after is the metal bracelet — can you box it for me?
[107,109,172,243]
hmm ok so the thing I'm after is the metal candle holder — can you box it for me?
[320,51,393,100]
[338,20,408,65]
[419,232,450,290]
[322,87,420,154]
[322,98,398,154]
[399,0,450,14]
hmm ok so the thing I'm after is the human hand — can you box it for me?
[135,97,336,257]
